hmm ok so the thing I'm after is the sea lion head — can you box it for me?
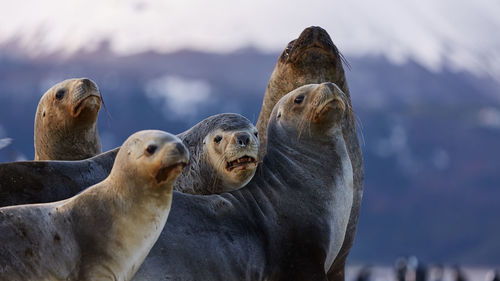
[271,26,347,99]
[257,26,349,159]
[37,77,102,124]
[269,82,347,143]
[112,130,189,190]
[34,78,103,160]
[201,116,259,192]
[176,113,258,194]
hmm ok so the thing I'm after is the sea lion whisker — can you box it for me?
[354,114,366,147]
[339,51,351,71]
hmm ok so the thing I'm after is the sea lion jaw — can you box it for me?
[153,147,189,186]
[70,78,102,120]
[311,83,347,126]
[204,128,259,191]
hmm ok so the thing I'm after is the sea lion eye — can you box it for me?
[294,96,304,104]
[146,144,157,155]
[254,132,258,138]
[277,112,281,118]
[55,89,66,100]
[213,135,222,143]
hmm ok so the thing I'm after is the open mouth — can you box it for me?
[73,95,101,116]
[155,162,188,183]
[225,156,256,172]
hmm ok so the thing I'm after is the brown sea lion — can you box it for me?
[256,26,364,281]
[0,130,188,281]
[133,82,353,281]
[34,78,102,160]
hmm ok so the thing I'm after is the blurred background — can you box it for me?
[0,0,499,279]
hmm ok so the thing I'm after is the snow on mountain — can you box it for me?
[1,0,499,80]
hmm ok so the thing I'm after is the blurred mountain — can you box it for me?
[0,45,499,265]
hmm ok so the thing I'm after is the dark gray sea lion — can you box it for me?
[34,78,102,160]
[0,114,257,207]
[175,113,259,194]
[133,82,353,280]
[256,26,364,281]
[0,130,188,281]
[0,148,118,208]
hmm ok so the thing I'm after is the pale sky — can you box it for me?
[1,0,499,78]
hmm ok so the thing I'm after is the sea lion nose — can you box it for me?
[300,26,328,41]
[236,133,250,147]
[322,82,336,93]
[174,142,187,156]
[81,78,92,88]
[80,78,99,93]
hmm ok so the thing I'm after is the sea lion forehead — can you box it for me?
[205,113,254,132]
[272,82,344,115]
[48,78,79,92]
[276,84,317,105]
[125,130,180,147]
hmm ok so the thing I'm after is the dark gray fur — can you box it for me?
[174,113,256,194]
[132,83,352,280]
[256,26,364,281]
[0,114,254,207]
[0,148,118,207]
[0,84,351,280]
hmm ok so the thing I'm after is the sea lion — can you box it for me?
[0,130,189,281]
[34,78,102,160]
[0,114,257,207]
[175,113,259,194]
[256,26,364,281]
[133,82,353,280]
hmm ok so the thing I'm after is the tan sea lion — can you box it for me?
[0,130,188,281]
[175,113,259,194]
[256,26,364,281]
[0,113,258,207]
[133,82,353,281]
[34,78,102,160]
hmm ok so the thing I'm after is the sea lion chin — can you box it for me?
[34,77,103,161]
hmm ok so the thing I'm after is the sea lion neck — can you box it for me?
[36,121,101,160]
[262,126,344,189]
